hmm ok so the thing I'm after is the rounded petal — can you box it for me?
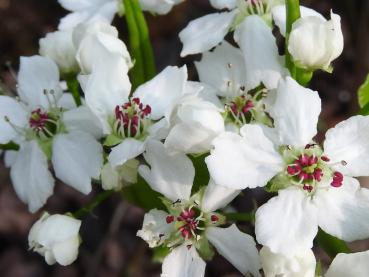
[195,41,247,97]
[234,15,288,90]
[52,132,103,194]
[108,138,145,167]
[52,236,80,266]
[206,124,283,189]
[4,150,18,168]
[314,177,369,242]
[260,246,316,277]
[269,77,321,147]
[255,188,318,256]
[326,250,369,277]
[161,245,206,277]
[17,56,62,108]
[134,66,187,120]
[10,141,55,212]
[207,225,261,276]
[323,115,369,177]
[0,96,27,144]
[209,0,237,10]
[179,11,237,56]
[272,4,325,36]
[137,209,173,248]
[201,179,240,213]
[139,0,183,15]
[138,140,194,201]
[63,106,104,139]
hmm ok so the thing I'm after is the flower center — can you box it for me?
[279,144,344,193]
[28,108,60,138]
[113,97,151,139]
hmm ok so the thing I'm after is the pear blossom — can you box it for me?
[137,140,261,276]
[325,250,369,277]
[260,247,316,277]
[39,29,79,74]
[0,55,103,212]
[57,0,184,30]
[206,76,369,256]
[288,11,344,71]
[28,213,81,266]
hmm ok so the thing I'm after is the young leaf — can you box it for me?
[358,73,369,108]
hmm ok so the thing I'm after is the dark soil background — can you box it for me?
[1,0,369,276]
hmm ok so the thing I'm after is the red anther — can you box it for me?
[287,165,297,175]
[308,156,318,166]
[331,172,343,187]
[132,97,140,105]
[142,105,151,116]
[166,215,175,224]
[298,154,310,166]
[211,215,219,222]
[321,156,330,162]
[299,171,309,181]
[303,184,313,192]
[130,126,137,136]
[29,109,49,131]
[230,103,238,114]
[313,168,323,182]
[242,100,254,114]
[180,227,192,239]
[180,209,196,220]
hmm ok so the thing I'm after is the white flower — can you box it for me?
[28,213,81,266]
[206,76,369,256]
[325,250,369,277]
[288,11,344,71]
[137,140,261,277]
[179,0,285,56]
[260,247,316,277]
[0,56,103,212]
[100,159,139,190]
[39,29,79,74]
[57,0,183,30]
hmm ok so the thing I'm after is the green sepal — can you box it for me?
[152,245,171,263]
[37,139,53,160]
[0,141,20,151]
[358,73,369,108]
[196,237,215,261]
[264,175,290,193]
[103,134,123,147]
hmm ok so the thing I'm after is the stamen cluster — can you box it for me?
[114,97,151,138]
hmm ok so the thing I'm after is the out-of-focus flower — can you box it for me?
[288,11,343,72]
[39,29,79,74]
[137,140,260,277]
[28,213,81,266]
[206,77,369,256]
[0,56,103,212]
[325,250,369,277]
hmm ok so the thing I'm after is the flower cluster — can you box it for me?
[3,0,369,276]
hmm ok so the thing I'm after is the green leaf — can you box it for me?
[358,74,369,108]
[316,228,350,258]
[121,175,165,211]
[359,102,369,115]
[152,245,170,263]
[190,154,210,195]
[0,141,19,151]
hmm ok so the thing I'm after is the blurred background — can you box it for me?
[1,0,369,276]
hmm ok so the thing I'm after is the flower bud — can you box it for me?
[288,11,343,72]
[39,30,78,74]
[28,213,81,266]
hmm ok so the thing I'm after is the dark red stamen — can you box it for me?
[29,109,49,132]
[166,215,174,224]
[211,215,219,222]
[331,171,343,187]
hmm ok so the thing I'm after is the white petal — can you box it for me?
[206,124,283,189]
[179,11,237,56]
[139,0,183,15]
[17,56,62,108]
[52,236,80,266]
[207,225,261,276]
[314,177,369,242]
[10,141,54,212]
[260,246,316,277]
[161,245,206,277]
[139,140,194,201]
[134,66,187,120]
[255,188,318,256]
[195,41,247,97]
[272,4,326,36]
[326,250,369,277]
[234,15,288,90]
[209,0,237,10]
[52,132,103,194]
[323,115,369,177]
[269,77,321,147]
[201,179,240,213]
[137,209,173,248]
[108,138,145,167]
[4,150,18,167]
[63,106,104,139]
[0,96,27,144]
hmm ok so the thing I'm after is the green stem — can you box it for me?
[285,0,301,79]
[65,75,82,107]
[225,212,254,222]
[130,0,156,80]
[73,190,114,219]
[0,141,19,151]
[124,0,146,90]
[316,229,351,258]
